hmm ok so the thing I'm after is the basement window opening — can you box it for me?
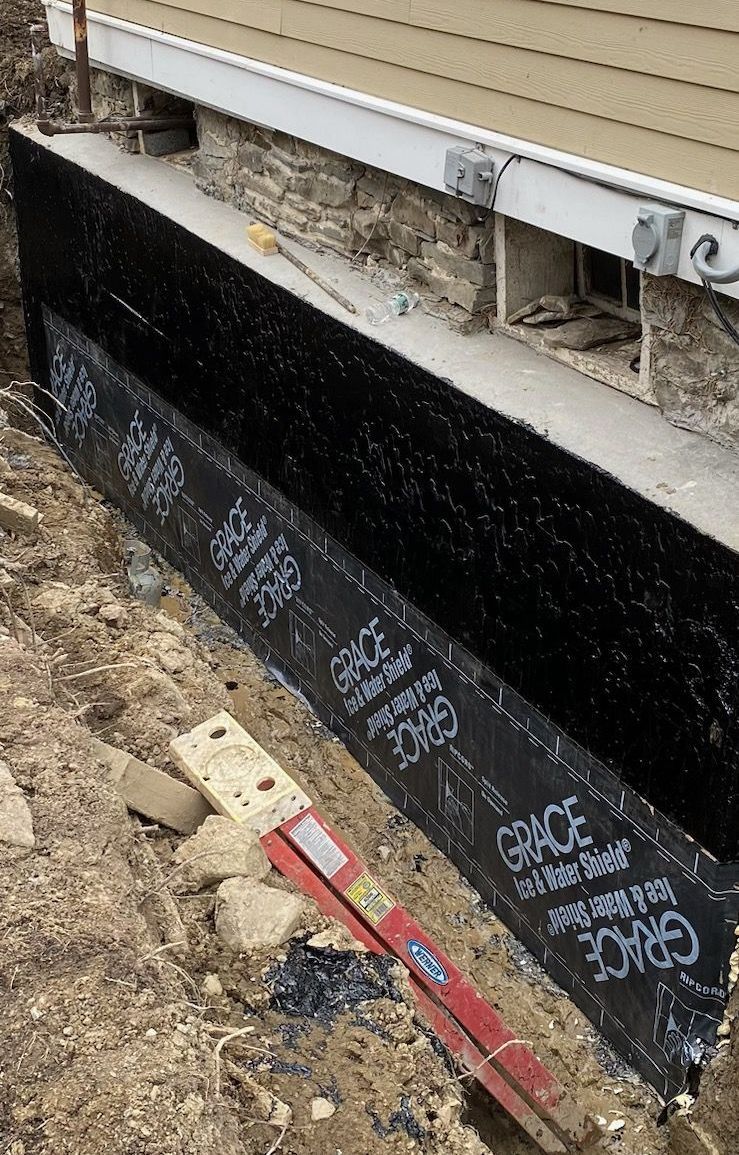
[576,245,641,322]
[499,219,644,393]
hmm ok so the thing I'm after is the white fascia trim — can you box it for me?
[45,0,739,300]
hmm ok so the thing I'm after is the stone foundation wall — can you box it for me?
[89,69,192,155]
[643,274,739,450]
[85,82,739,450]
[193,106,496,328]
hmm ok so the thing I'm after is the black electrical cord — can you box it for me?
[489,154,521,215]
[690,235,739,348]
[702,278,739,348]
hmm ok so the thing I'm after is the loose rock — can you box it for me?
[98,602,128,628]
[148,631,194,674]
[436,1095,463,1127]
[311,1096,336,1121]
[542,316,640,351]
[0,759,35,849]
[201,972,223,998]
[173,814,270,890]
[307,922,367,953]
[215,878,305,950]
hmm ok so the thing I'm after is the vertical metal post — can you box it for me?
[30,26,47,119]
[72,0,94,123]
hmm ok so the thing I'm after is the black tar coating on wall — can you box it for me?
[31,304,739,1097]
[11,130,739,860]
[13,128,739,1095]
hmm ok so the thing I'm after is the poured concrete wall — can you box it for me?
[11,130,739,861]
[10,127,739,1096]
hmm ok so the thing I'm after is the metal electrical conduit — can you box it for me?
[690,235,739,347]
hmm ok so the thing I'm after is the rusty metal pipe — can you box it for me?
[30,25,47,119]
[72,0,94,123]
[37,116,195,136]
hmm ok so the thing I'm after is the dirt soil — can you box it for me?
[0,9,736,1155]
[0,15,734,1155]
[0,403,684,1155]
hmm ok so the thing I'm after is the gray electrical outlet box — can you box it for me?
[444,146,495,207]
[632,203,685,275]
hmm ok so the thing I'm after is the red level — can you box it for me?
[262,805,601,1154]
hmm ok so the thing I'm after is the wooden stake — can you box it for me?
[92,739,213,834]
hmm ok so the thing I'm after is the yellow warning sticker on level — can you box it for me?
[345,872,395,925]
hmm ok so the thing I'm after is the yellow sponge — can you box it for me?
[247,222,278,255]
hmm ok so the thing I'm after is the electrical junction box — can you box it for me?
[444,146,495,208]
[632,203,685,275]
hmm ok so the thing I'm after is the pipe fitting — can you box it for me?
[690,234,739,285]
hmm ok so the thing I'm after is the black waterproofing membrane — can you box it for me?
[32,306,739,1096]
[11,130,739,1098]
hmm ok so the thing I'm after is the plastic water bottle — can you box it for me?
[125,538,163,607]
[366,290,420,325]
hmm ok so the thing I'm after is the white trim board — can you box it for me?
[12,124,739,553]
[45,0,739,302]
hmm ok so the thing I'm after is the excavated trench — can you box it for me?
[0,14,738,1152]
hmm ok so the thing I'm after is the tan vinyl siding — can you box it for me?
[92,0,739,199]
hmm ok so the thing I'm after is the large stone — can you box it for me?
[197,106,242,147]
[669,1114,724,1155]
[143,129,192,158]
[306,219,355,251]
[263,151,309,195]
[420,240,494,287]
[407,258,496,313]
[384,243,411,270]
[352,206,385,238]
[0,760,34,850]
[275,200,315,234]
[234,191,281,228]
[236,141,267,174]
[543,316,640,350]
[439,192,487,225]
[265,127,299,155]
[234,169,286,206]
[173,815,270,890]
[390,192,438,238]
[436,218,485,260]
[284,192,323,224]
[195,107,239,164]
[266,144,312,174]
[300,140,364,180]
[306,172,356,208]
[356,173,399,210]
[215,878,305,950]
[387,218,420,257]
